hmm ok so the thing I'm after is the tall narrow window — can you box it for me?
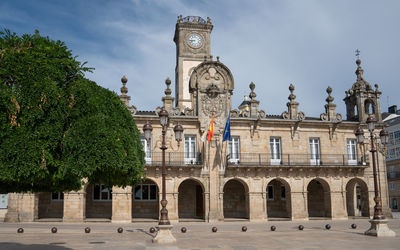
[141,136,152,164]
[270,138,281,165]
[309,138,320,165]
[280,186,286,200]
[347,139,357,165]
[228,136,240,163]
[267,185,274,200]
[393,198,398,210]
[184,135,196,164]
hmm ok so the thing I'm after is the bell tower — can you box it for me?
[344,59,382,122]
[174,15,213,110]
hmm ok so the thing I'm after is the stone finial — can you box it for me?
[162,77,175,113]
[177,15,183,23]
[355,59,364,81]
[247,82,260,118]
[165,77,172,96]
[120,75,128,95]
[216,56,220,62]
[207,17,211,24]
[326,86,334,104]
[282,83,304,120]
[288,84,296,103]
[119,75,131,107]
[249,82,256,100]
[320,86,342,122]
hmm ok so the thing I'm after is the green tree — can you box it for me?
[0,29,144,193]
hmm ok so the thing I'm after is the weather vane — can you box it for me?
[355,49,360,59]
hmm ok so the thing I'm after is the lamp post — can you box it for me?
[143,107,183,244]
[355,115,395,237]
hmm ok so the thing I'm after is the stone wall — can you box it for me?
[38,193,63,218]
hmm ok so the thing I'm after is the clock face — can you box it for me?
[187,33,203,48]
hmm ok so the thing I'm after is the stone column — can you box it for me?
[63,190,86,222]
[167,192,178,223]
[111,186,132,223]
[5,193,38,222]
[204,192,210,222]
[291,191,308,220]
[330,191,348,219]
[248,192,265,221]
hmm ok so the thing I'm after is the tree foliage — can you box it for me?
[0,29,144,193]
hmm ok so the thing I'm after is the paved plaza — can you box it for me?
[0,219,399,249]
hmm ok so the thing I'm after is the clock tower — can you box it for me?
[174,15,213,110]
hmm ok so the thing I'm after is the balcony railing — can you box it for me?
[144,152,203,166]
[227,153,368,167]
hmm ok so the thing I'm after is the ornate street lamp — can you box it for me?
[143,107,183,244]
[354,115,395,237]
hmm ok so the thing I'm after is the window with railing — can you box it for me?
[270,137,281,165]
[309,138,321,165]
[347,139,357,165]
[184,135,196,164]
[141,136,152,164]
[228,136,240,163]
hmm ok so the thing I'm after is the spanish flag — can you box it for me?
[207,114,214,142]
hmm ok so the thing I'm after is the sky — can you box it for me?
[1,0,399,117]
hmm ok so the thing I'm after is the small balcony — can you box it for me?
[144,152,203,167]
[227,153,369,167]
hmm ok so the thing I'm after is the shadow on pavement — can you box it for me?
[0,242,73,250]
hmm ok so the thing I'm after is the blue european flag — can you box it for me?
[222,115,231,142]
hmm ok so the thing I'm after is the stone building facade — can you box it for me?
[383,106,400,212]
[3,16,392,223]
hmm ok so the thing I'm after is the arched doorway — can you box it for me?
[178,179,204,220]
[85,184,112,219]
[223,179,249,219]
[346,178,369,217]
[307,179,331,218]
[132,179,159,219]
[38,192,63,219]
[266,179,291,218]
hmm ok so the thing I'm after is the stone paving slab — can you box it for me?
[0,219,399,249]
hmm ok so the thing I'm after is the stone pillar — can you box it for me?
[248,192,265,221]
[5,193,38,222]
[204,192,210,222]
[291,191,308,220]
[111,186,132,223]
[330,191,348,220]
[63,190,86,222]
[167,192,178,223]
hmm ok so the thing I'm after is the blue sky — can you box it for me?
[1,0,399,117]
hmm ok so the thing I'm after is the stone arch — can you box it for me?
[38,192,63,219]
[266,178,291,219]
[346,178,369,217]
[307,178,331,218]
[364,99,375,115]
[178,178,205,220]
[85,183,112,219]
[132,179,159,219]
[223,178,249,219]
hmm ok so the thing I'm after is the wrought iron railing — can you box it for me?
[145,152,203,166]
[227,153,368,167]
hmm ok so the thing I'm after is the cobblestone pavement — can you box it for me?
[0,219,399,249]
